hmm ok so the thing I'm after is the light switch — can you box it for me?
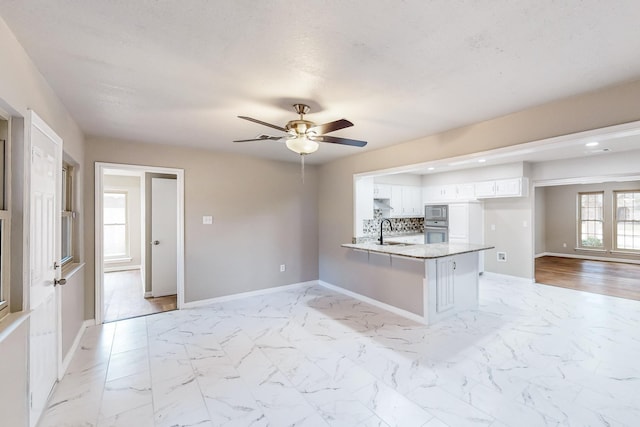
[522,220,528,227]
[491,224,496,231]
[202,215,213,225]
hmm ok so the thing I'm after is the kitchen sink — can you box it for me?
[381,241,410,246]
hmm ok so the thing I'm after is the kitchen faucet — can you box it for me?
[378,218,393,245]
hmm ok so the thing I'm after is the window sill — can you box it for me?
[574,247,607,253]
[105,257,133,264]
[62,262,85,279]
[0,312,30,344]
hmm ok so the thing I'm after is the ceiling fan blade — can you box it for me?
[238,116,287,132]
[308,119,353,135]
[233,136,283,143]
[310,135,367,147]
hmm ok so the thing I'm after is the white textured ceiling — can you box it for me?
[2,1,640,164]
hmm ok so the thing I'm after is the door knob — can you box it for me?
[54,278,67,286]
[152,240,160,245]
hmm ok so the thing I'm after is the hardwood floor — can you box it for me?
[535,256,640,301]
[103,270,177,322]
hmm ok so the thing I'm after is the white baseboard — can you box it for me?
[182,280,317,309]
[60,319,94,378]
[104,265,141,273]
[318,280,426,324]
[481,271,534,284]
[538,252,640,265]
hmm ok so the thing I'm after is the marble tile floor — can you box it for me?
[39,276,640,427]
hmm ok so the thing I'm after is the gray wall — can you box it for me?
[319,78,640,307]
[542,181,640,262]
[84,137,319,312]
[0,15,86,426]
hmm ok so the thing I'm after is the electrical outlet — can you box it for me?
[563,242,567,248]
[497,252,507,262]
[491,224,496,231]
[280,264,286,272]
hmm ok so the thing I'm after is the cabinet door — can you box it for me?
[495,178,522,197]
[448,203,469,241]
[390,185,403,217]
[456,183,475,200]
[374,184,392,199]
[401,186,422,216]
[436,258,455,312]
[474,181,496,198]
[356,177,374,222]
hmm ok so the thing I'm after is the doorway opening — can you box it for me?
[95,163,184,324]
[533,178,640,300]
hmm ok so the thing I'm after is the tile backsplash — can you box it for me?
[363,209,424,236]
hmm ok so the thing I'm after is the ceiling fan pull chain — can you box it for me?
[301,154,305,184]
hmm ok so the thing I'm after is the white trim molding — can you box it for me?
[538,251,640,265]
[104,265,141,273]
[318,280,426,324]
[95,162,186,325]
[59,319,94,379]
[182,281,316,309]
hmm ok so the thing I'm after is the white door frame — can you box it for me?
[95,162,185,324]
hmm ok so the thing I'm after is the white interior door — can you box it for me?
[29,112,62,427]
[151,178,177,297]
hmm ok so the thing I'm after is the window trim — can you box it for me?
[0,113,10,319]
[103,190,130,260]
[613,189,640,253]
[577,191,605,249]
[61,162,75,267]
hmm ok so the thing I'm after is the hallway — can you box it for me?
[103,270,177,322]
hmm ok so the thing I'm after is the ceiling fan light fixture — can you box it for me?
[285,135,319,155]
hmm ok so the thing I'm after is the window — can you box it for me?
[0,117,9,318]
[103,191,129,259]
[578,192,604,248]
[614,191,640,251]
[61,163,75,265]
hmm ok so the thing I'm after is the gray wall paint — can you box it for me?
[103,174,143,270]
[483,197,533,277]
[84,137,319,312]
[0,16,86,424]
[319,79,640,307]
[542,181,640,262]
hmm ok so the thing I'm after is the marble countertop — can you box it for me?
[341,242,495,259]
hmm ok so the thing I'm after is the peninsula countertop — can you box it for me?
[341,242,495,260]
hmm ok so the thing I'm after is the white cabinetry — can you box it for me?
[448,202,484,272]
[475,177,528,198]
[424,183,475,203]
[373,184,392,199]
[389,185,422,217]
[436,257,456,313]
[355,177,374,236]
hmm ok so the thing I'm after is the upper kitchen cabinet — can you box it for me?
[424,183,475,203]
[389,185,422,217]
[475,177,529,198]
[373,184,392,199]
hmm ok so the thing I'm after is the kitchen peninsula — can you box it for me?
[341,242,494,324]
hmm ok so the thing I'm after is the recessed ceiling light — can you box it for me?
[478,159,486,163]
[427,167,435,171]
[585,141,599,147]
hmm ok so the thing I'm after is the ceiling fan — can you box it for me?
[233,104,368,155]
